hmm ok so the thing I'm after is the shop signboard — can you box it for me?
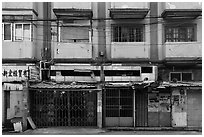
[2,65,40,82]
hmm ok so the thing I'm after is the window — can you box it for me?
[141,67,153,73]
[14,23,31,41]
[60,26,89,43]
[3,23,12,41]
[112,25,144,42]
[170,72,193,82]
[165,25,195,42]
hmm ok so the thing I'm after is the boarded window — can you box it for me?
[112,25,144,42]
[60,26,89,43]
[165,25,195,42]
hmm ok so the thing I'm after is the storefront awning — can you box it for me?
[109,8,149,19]
[157,81,202,89]
[29,82,97,90]
[53,8,93,20]
[161,9,202,19]
[105,81,154,88]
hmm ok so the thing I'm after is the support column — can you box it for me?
[22,81,29,131]
[97,89,103,128]
[150,2,159,61]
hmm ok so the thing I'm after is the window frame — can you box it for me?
[14,23,32,41]
[112,24,145,42]
[169,72,193,82]
[2,23,12,41]
[165,24,196,42]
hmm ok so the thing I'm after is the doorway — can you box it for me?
[105,87,134,127]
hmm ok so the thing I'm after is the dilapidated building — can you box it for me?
[2,2,202,131]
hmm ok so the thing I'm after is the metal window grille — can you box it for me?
[112,25,144,42]
[165,26,195,42]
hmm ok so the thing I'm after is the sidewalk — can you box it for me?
[2,127,107,135]
[2,126,201,135]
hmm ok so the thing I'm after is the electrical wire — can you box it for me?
[2,18,202,39]
[2,34,202,46]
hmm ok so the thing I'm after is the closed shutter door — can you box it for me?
[187,89,202,127]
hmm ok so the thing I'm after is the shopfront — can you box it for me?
[29,82,99,127]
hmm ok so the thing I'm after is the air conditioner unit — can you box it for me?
[141,66,158,82]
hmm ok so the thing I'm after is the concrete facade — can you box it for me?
[2,2,202,130]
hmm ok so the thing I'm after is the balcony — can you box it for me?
[2,2,38,16]
[164,42,202,59]
[111,42,150,59]
[2,41,35,59]
[54,43,92,59]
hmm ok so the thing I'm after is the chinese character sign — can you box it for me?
[2,65,39,82]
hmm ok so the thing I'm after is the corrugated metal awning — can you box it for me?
[29,82,97,90]
[105,81,154,88]
[157,81,202,88]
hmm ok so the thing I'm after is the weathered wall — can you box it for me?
[165,2,202,9]
[7,91,23,119]
[2,2,33,9]
[2,42,35,59]
[165,42,202,58]
[110,2,149,8]
[53,2,91,9]
[54,43,92,59]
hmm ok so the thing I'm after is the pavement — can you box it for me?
[2,127,107,135]
[2,127,202,135]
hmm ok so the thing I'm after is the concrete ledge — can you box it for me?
[105,127,202,132]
